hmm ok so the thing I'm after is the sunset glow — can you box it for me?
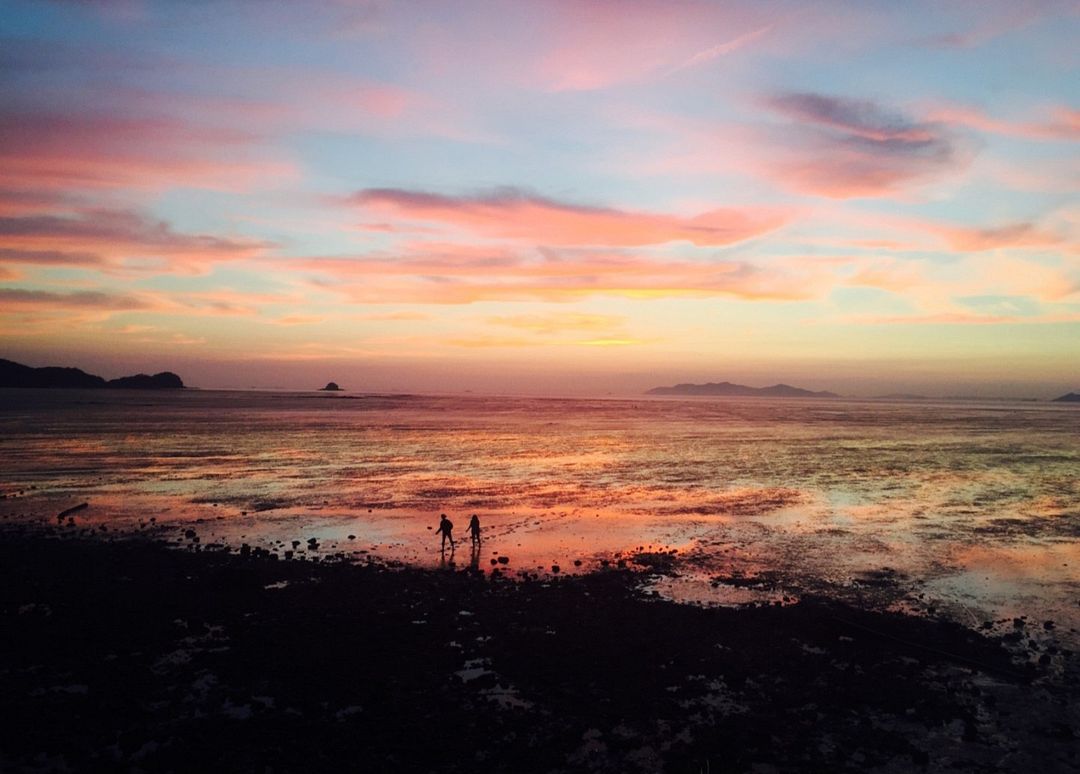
[1,0,1077,395]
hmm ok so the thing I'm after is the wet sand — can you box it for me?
[3,390,1077,635]
[3,524,1077,773]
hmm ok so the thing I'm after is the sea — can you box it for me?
[2,388,1077,638]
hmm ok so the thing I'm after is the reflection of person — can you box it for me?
[467,514,481,545]
[436,513,455,551]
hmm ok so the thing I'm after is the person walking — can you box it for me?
[436,513,455,551]
[466,514,481,546]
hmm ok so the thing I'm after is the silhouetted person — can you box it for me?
[466,514,481,546]
[436,513,455,551]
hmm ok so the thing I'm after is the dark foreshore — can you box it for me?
[2,528,1077,773]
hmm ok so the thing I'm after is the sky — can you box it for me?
[0,0,1077,397]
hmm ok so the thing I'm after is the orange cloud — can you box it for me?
[273,315,324,325]
[297,246,832,304]
[846,311,1080,326]
[845,258,927,291]
[357,311,433,322]
[933,222,1066,252]
[485,312,626,335]
[351,188,786,247]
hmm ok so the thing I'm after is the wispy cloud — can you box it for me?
[297,246,832,304]
[485,312,626,335]
[927,102,1079,141]
[924,3,1055,49]
[0,287,152,310]
[935,221,1067,252]
[667,24,772,74]
[351,187,786,247]
[0,208,269,274]
[0,111,296,194]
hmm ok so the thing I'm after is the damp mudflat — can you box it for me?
[1,388,1077,634]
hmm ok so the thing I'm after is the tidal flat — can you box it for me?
[1,389,1078,770]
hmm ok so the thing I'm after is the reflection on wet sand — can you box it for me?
[1,389,1077,635]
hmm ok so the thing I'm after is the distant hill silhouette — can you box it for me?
[1052,392,1080,403]
[320,382,342,391]
[108,372,184,389]
[647,381,838,398]
[0,358,184,389]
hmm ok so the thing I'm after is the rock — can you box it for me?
[551,565,560,574]
[497,556,509,564]
[184,529,197,540]
[240,543,251,557]
[57,502,89,520]
[320,382,342,391]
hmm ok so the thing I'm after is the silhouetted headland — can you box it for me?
[320,381,343,391]
[1052,392,1080,403]
[0,358,184,389]
[648,380,839,398]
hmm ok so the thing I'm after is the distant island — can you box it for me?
[320,382,342,392]
[647,381,839,398]
[0,358,184,390]
[1053,392,1080,403]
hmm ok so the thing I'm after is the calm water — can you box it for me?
[2,389,1078,635]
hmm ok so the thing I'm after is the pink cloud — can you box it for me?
[351,188,786,247]
[0,208,269,275]
[927,103,1079,141]
[0,111,297,194]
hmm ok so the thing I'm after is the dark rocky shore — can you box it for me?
[2,529,1077,773]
